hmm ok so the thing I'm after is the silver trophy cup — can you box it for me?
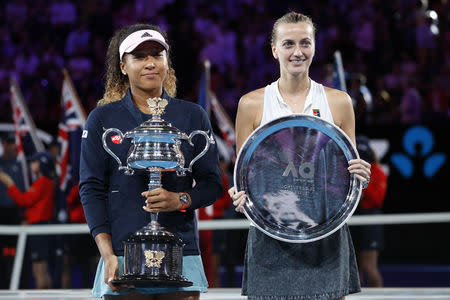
[102,97,214,286]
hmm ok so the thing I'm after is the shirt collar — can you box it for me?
[123,88,171,124]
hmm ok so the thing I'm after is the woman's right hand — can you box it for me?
[103,255,133,292]
[103,254,120,292]
[228,186,247,213]
[95,233,133,292]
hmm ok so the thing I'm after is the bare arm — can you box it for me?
[0,171,14,188]
[94,233,131,292]
[325,87,371,184]
[325,87,356,144]
[230,89,264,211]
[235,88,264,153]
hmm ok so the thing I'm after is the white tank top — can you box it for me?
[261,79,334,126]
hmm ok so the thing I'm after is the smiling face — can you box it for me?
[120,41,169,97]
[271,22,315,78]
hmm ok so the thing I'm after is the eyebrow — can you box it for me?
[281,37,312,42]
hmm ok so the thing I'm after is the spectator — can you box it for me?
[400,77,423,124]
[65,21,91,57]
[0,151,56,289]
[0,132,25,288]
[5,0,28,24]
[49,0,77,26]
[14,48,40,80]
[352,135,387,287]
[211,148,232,287]
[65,184,99,288]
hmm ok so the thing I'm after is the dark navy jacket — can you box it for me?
[79,89,223,256]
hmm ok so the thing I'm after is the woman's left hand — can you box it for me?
[141,188,182,212]
[348,158,371,188]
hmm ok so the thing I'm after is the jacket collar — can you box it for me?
[123,88,171,124]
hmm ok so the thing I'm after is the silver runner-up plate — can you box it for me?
[234,114,362,243]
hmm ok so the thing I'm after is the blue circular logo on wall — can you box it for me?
[391,126,446,178]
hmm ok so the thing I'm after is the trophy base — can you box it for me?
[112,274,193,287]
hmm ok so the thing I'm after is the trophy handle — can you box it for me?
[102,128,134,175]
[184,130,215,173]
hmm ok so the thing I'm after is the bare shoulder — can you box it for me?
[323,86,354,128]
[235,87,265,149]
[237,87,265,129]
[239,87,265,109]
[323,86,352,107]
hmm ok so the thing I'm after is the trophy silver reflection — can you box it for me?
[234,114,362,243]
[102,97,214,286]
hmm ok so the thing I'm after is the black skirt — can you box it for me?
[242,225,361,300]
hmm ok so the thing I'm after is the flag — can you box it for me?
[56,69,86,222]
[333,50,347,92]
[210,94,236,149]
[214,135,233,163]
[198,62,211,116]
[10,78,45,189]
[198,60,236,161]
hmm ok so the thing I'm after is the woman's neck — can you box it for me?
[278,72,310,96]
[130,86,163,113]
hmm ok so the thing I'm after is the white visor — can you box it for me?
[119,29,169,61]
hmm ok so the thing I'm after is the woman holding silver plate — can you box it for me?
[229,12,371,300]
[79,24,222,299]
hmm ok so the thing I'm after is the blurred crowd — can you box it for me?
[0,0,448,136]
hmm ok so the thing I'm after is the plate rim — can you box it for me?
[234,114,362,243]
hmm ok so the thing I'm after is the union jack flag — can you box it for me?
[210,94,236,150]
[198,60,236,162]
[10,78,45,189]
[56,69,86,220]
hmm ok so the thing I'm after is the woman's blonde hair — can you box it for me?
[98,24,177,106]
[271,11,316,45]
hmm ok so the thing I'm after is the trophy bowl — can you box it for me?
[234,114,362,243]
[102,97,214,287]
